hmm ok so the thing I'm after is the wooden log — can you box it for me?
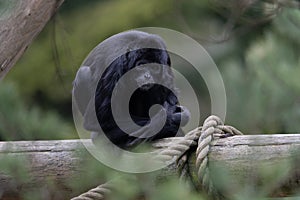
[0,135,299,199]
[189,134,300,198]
[0,0,65,79]
[0,140,90,200]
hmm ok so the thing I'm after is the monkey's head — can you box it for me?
[74,30,177,133]
[122,48,172,92]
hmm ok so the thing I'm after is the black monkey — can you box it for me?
[73,31,190,149]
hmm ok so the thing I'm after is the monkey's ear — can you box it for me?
[73,66,92,115]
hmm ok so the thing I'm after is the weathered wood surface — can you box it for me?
[0,0,65,79]
[0,135,299,199]
[202,134,300,197]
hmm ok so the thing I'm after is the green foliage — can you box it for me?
[210,155,298,199]
[223,9,300,133]
[68,150,204,200]
[148,178,203,200]
[60,0,102,13]
[0,81,75,140]
[0,155,29,182]
[8,0,174,104]
[2,2,300,199]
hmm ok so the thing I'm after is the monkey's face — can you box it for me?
[133,64,161,91]
[126,48,171,91]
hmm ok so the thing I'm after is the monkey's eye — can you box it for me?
[151,65,161,73]
[136,60,148,66]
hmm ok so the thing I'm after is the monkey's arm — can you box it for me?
[171,105,190,126]
[164,94,190,127]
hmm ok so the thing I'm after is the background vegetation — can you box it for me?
[0,0,299,199]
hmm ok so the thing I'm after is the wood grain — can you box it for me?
[0,135,299,199]
[0,0,65,79]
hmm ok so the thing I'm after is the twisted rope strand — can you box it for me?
[71,115,242,200]
[195,115,242,193]
[71,182,112,200]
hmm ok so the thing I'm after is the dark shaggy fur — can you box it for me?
[95,48,189,149]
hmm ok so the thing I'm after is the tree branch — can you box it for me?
[0,135,299,199]
[0,0,65,79]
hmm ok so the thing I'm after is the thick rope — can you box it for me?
[195,115,242,192]
[70,182,112,200]
[155,126,201,162]
[156,115,242,193]
[71,115,242,200]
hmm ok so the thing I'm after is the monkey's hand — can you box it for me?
[129,107,167,138]
[172,106,190,126]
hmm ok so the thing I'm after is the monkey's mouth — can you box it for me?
[139,83,154,91]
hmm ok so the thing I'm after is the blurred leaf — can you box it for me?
[0,81,75,140]
[8,0,174,104]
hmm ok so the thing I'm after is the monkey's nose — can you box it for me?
[144,73,151,79]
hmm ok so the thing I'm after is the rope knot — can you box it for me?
[71,115,243,200]
[195,115,242,193]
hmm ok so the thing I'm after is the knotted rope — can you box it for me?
[71,115,242,200]
[195,115,242,192]
[157,115,242,193]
